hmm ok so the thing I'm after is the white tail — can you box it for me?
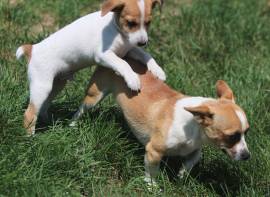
[16,46,25,60]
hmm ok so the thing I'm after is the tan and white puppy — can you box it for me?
[72,58,250,186]
[16,0,165,135]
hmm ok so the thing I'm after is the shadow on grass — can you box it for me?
[160,156,246,196]
[33,103,247,196]
[194,159,246,196]
[29,101,76,134]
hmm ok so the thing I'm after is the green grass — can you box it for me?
[1,0,270,196]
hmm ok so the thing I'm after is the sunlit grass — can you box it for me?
[0,0,270,196]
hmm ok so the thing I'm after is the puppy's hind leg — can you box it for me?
[70,67,111,126]
[24,76,54,136]
[39,77,67,123]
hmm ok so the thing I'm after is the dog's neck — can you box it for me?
[174,96,215,143]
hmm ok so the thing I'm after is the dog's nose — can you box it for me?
[241,151,250,160]
[137,41,147,47]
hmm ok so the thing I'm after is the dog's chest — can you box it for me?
[165,109,202,156]
[109,35,132,58]
[165,129,201,156]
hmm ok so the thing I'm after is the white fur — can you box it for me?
[235,110,248,131]
[162,97,213,180]
[16,46,24,60]
[165,97,214,156]
[127,47,166,81]
[233,135,249,160]
[128,0,148,45]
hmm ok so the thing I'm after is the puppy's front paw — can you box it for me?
[147,59,166,81]
[124,71,141,91]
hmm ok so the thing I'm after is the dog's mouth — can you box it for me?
[221,147,250,161]
[220,146,234,158]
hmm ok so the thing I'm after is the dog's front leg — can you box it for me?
[144,154,161,190]
[144,143,164,190]
[126,47,166,81]
[95,51,140,91]
[178,149,202,178]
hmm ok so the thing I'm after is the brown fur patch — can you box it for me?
[146,142,163,164]
[101,0,125,16]
[22,44,32,62]
[110,0,156,33]
[118,0,142,33]
[95,58,184,160]
[83,83,103,106]
[24,103,37,135]
[216,80,235,102]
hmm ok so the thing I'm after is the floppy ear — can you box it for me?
[101,0,125,17]
[184,105,214,126]
[216,80,235,103]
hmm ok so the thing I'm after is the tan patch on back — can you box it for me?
[86,57,185,162]
[22,44,32,62]
[112,58,185,155]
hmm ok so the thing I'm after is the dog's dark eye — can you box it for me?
[228,132,241,143]
[127,21,138,29]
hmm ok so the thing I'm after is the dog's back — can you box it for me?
[89,58,184,143]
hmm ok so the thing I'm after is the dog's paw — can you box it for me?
[124,71,141,91]
[144,177,162,192]
[147,59,166,81]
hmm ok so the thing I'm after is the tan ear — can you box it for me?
[216,80,235,103]
[101,0,125,17]
[184,105,214,126]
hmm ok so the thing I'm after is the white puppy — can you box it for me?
[16,0,165,135]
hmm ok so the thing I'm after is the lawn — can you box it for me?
[1,0,270,196]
